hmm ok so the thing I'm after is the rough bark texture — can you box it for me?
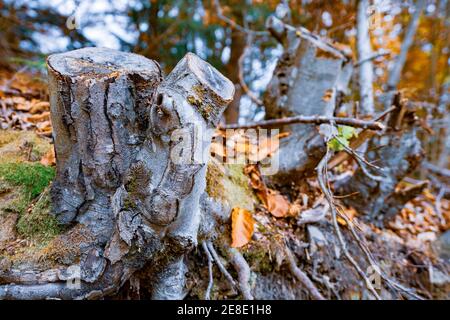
[337,93,425,224]
[263,16,353,185]
[0,48,234,300]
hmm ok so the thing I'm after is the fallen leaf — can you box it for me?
[26,111,50,123]
[29,101,50,114]
[40,147,56,166]
[266,189,290,218]
[231,207,254,248]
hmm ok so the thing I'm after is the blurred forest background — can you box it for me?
[0,0,449,163]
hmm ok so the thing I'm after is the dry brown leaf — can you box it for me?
[26,111,50,123]
[40,147,56,166]
[266,189,290,218]
[30,101,50,114]
[231,207,254,248]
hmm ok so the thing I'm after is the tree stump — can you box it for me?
[0,48,234,300]
[264,16,353,184]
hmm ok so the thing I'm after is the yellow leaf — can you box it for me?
[231,208,254,248]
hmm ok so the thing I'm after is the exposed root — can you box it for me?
[227,247,253,300]
[202,242,214,300]
[206,241,237,289]
[284,246,325,300]
[0,268,63,285]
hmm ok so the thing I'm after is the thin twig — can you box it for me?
[334,203,424,300]
[220,115,385,130]
[317,150,382,300]
[328,106,396,169]
[354,51,390,68]
[285,246,325,300]
[331,134,385,182]
[318,148,424,300]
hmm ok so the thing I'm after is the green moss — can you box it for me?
[0,130,52,163]
[206,161,256,211]
[123,197,138,210]
[16,188,61,242]
[0,162,55,201]
[0,187,29,214]
[242,243,274,274]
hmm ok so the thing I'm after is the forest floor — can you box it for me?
[0,70,449,300]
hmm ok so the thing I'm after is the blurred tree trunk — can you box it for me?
[263,16,353,184]
[223,28,246,123]
[356,0,375,116]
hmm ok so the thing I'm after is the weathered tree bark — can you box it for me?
[0,48,234,300]
[263,16,353,184]
[337,93,425,224]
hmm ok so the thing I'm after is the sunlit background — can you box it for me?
[0,0,448,139]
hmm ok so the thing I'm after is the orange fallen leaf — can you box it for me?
[266,189,290,218]
[40,147,56,166]
[231,207,254,248]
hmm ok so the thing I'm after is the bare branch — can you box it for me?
[355,51,390,68]
[424,161,450,178]
[220,115,385,130]
[328,106,396,169]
